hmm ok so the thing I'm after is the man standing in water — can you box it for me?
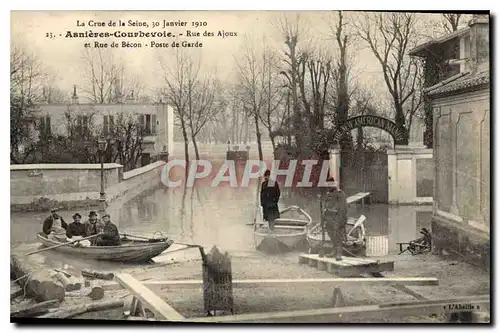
[322,177,348,261]
[260,169,280,230]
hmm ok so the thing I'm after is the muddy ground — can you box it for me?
[12,247,489,323]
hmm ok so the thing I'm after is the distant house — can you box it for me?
[410,14,490,269]
[28,86,174,166]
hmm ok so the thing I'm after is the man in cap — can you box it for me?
[85,211,103,238]
[321,177,348,261]
[260,169,280,230]
[43,208,68,241]
[95,213,121,246]
[66,213,87,238]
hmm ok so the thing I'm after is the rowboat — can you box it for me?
[253,206,313,251]
[306,215,367,255]
[36,233,174,263]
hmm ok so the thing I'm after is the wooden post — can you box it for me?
[202,246,234,316]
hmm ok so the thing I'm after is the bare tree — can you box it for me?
[81,49,146,104]
[10,44,47,163]
[441,13,469,33]
[159,49,198,163]
[234,39,273,161]
[106,113,145,171]
[354,12,423,143]
[186,70,222,160]
[277,14,304,155]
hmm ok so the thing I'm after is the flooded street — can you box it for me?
[10,143,432,269]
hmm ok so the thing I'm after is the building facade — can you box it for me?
[30,87,174,166]
[410,15,490,268]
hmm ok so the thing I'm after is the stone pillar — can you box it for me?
[387,145,433,204]
[328,145,341,181]
[387,149,398,204]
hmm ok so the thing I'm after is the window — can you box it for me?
[138,114,156,135]
[103,115,114,136]
[463,35,471,59]
[152,114,157,134]
[145,114,151,135]
[77,115,89,133]
[39,116,51,136]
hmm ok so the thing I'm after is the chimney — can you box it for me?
[468,14,489,73]
[71,85,79,104]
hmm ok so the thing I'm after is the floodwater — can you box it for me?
[10,143,432,270]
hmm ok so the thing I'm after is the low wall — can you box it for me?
[10,161,166,212]
[431,214,490,271]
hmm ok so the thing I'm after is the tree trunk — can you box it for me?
[10,253,65,302]
[191,133,200,160]
[180,117,190,163]
[253,112,263,161]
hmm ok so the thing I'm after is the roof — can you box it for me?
[425,69,489,97]
[409,27,470,57]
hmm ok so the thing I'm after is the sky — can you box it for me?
[11,11,447,102]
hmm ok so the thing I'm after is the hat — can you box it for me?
[50,208,60,213]
[102,213,110,218]
[72,213,82,219]
[89,211,98,217]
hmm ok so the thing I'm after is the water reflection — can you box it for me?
[11,177,432,257]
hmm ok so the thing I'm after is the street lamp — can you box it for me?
[98,137,107,212]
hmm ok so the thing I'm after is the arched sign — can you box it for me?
[332,115,408,146]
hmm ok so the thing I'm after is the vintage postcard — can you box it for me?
[10,10,490,324]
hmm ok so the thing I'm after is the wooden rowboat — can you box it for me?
[306,215,367,254]
[36,233,174,263]
[253,206,313,251]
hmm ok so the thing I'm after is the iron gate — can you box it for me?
[340,150,388,203]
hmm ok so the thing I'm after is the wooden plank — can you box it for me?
[114,273,185,321]
[189,295,490,323]
[299,254,394,274]
[347,192,371,204]
[103,277,439,291]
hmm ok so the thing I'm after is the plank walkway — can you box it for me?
[115,273,185,321]
[299,254,394,276]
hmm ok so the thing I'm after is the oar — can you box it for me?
[120,233,150,240]
[27,233,103,256]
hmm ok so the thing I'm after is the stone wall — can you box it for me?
[10,161,166,212]
[431,88,490,269]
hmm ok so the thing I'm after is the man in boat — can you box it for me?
[95,213,121,246]
[42,208,68,242]
[260,169,280,230]
[322,177,348,261]
[85,211,103,238]
[66,213,92,247]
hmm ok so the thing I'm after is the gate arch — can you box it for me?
[332,115,408,146]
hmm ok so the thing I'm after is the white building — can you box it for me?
[30,87,174,165]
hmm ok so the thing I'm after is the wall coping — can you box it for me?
[10,163,124,171]
[122,161,165,180]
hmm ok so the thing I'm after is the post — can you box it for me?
[99,150,105,212]
[98,137,107,212]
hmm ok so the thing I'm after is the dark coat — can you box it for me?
[66,222,87,238]
[42,215,68,235]
[322,189,348,227]
[96,222,121,246]
[260,179,281,222]
[85,219,104,236]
